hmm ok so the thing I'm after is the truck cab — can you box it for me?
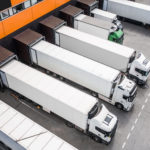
[112,75,137,111]
[109,26,124,44]
[129,53,150,85]
[88,104,118,144]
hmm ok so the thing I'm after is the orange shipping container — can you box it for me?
[32,0,55,20]
[0,22,5,39]
[55,0,70,8]
[2,8,33,36]
[11,0,25,6]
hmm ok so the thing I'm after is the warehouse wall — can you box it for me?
[0,0,71,39]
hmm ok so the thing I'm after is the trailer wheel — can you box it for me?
[91,92,98,97]
[59,76,65,81]
[93,136,101,143]
[65,121,75,128]
[115,103,123,110]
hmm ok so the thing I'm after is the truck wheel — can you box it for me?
[91,92,98,97]
[116,103,123,110]
[65,121,75,128]
[93,136,101,143]
[59,76,64,81]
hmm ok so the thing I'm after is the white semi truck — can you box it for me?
[60,5,124,44]
[0,46,118,144]
[0,100,78,150]
[98,0,150,25]
[13,29,137,111]
[39,16,150,85]
[76,0,123,29]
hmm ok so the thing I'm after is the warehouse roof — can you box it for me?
[13,29,43,46]
[0,46,14,65]
[60,5,83,17]
[40,16,66,29]
[77,0,97,6]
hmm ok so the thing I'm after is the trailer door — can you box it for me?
[0,71,9,87]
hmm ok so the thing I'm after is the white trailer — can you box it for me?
[74,14,124,43]
[91,8,123,29]
[30,39,136,111]
[59,5,124,44]
[0,47,118,144]
[0,100,78,150]
[100,0,150,25]
[75,0,123,29]
[51,24,150,85]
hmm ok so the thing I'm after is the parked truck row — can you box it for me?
[59,5,124,44]
[13,29,137,111]
[0,46,118,144]
[0,99,78,150]
[38,16,150,85]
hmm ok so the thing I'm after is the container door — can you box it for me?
[55,32,60,46]
[0,71,9,87]
[103,0,108,10]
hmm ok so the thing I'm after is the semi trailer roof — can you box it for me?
[56,26,135,58]
[91,8,117,19]
[75,14,113,29]
[110,0,150,10]
[32,40,120,82]
[1,60,97,116]
[0,100,77,150]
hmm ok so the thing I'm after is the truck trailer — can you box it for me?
[0,46,118,144]
[60,5,124,44]
[14,29,136,111]
[76,0,123,30]
[98,0,150,25]
[39,16,150,85]
[0,100,78,150]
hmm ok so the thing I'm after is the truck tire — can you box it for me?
[59,76,65,81]
[91,92,98,97]
[65,121,75,128]
[115,103,123,110]
[93,136,101,143]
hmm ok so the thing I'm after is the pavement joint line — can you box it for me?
[122,142,126,149]
[135,118,138,124]
[141,105,145,110]
[131,125,135,131]
[126,133,131,140]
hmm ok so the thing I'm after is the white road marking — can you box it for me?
[135,118,138,124]
[142,105,145,110]
[131,125,135,131]
[145,98,148,103]
[127,133,131,140]
[121,94,149,149]
[122,142,126,149]
[138,112,141,118]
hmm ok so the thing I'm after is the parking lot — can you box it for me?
[0,1,150,150]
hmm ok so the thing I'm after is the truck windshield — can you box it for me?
[88,103,100,119]
[129,85,137,102]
